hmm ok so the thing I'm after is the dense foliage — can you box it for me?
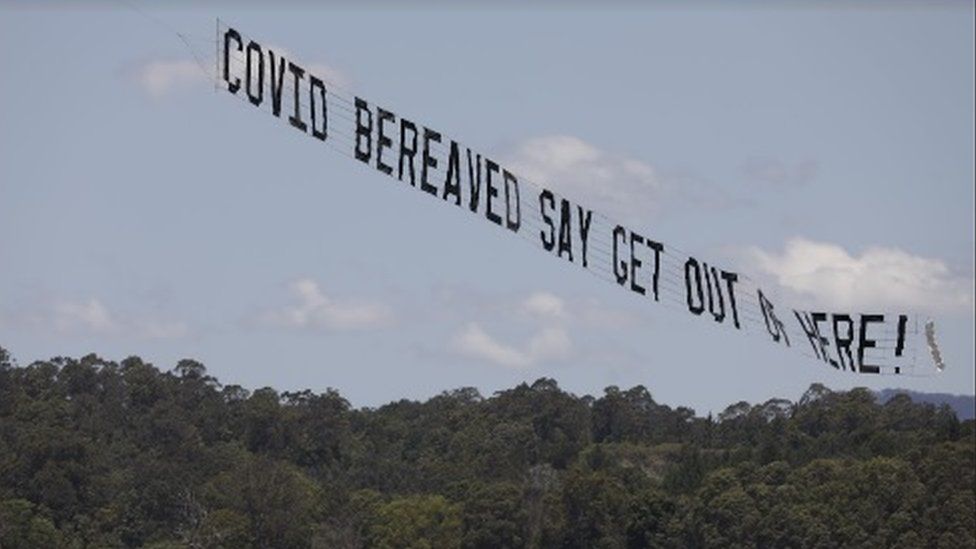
[0,347,973,548]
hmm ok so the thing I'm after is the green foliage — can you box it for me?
[0,346,972,547]
[367,495,461,549]
[458,482,526,549]
[0,499,62,549]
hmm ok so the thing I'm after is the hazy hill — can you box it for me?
[876,388,976,420]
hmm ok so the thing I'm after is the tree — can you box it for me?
[367,495,462,549]
[0,499,62,549]
[204,453,323,548]
[561,468,630,548]
[459,482,527,549]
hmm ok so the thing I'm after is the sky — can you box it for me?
[1,2,973,414]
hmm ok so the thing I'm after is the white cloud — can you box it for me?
[453,322,571,370]
[521,291,566,319]
[260,278,393,331]
[136,59,210,98]
[741,157,818,186]
[135,46,350,98]
[454,323,532,369]
[749,238,974,313]
[527,326,573,360]
[505,135,664,222]
[137,320,189,340]
[10,297,189,340]
[436,289,644,370]
[451,292,572,369]
[53,298,117,334]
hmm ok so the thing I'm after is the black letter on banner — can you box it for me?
[375,108,394,175]
[794,311,824,361]
[309,75,327,141]
[442,142,461,206]
[354,97,372,164]
[857,314,884,374]
[268,51,286,116]
[758,290,789,346]
[223,29,242,94]
[557,199,573,261]
[503,170,521,233]
[720,271,740,328]
[399,119,418,185]
[832,314,855,371]
[578,207,593,268]
[811,313,838,368]
[685,258,705,315]
[704,264,725,323]
[613,226,628,285]
[895,315,908,357]
[484,159,503,226]
[539,190,556,251]
[245,41,264,106]
[646,239,663,302]
[466,150,482,212]
[421,128,441,196]
[630,233,646,295]
[288,62,307,132]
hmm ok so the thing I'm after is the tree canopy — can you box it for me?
[0,348,972,548]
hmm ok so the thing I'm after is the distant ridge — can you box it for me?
[876,388,976,420]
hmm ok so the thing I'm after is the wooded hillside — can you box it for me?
[1,348,973,548]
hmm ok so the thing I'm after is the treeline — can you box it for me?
[0,347,973,548]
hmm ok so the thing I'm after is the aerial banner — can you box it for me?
[216,21,939,376]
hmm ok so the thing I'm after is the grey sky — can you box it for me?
[1,3,973,414]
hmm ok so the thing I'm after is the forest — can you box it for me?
[0,346,973,548]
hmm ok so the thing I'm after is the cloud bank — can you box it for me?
[136,59,210,98]
[506,135,664,223]
[134,47,350,99]
[3,297,188,340]
[259,278,393,331]
[450,291,578,369]
[741,157,819,187]
[749,238,974,313]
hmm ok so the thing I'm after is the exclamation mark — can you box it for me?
[895,315,908,357]
[894,315,908,374]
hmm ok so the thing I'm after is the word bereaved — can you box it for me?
[351,98,521,233]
